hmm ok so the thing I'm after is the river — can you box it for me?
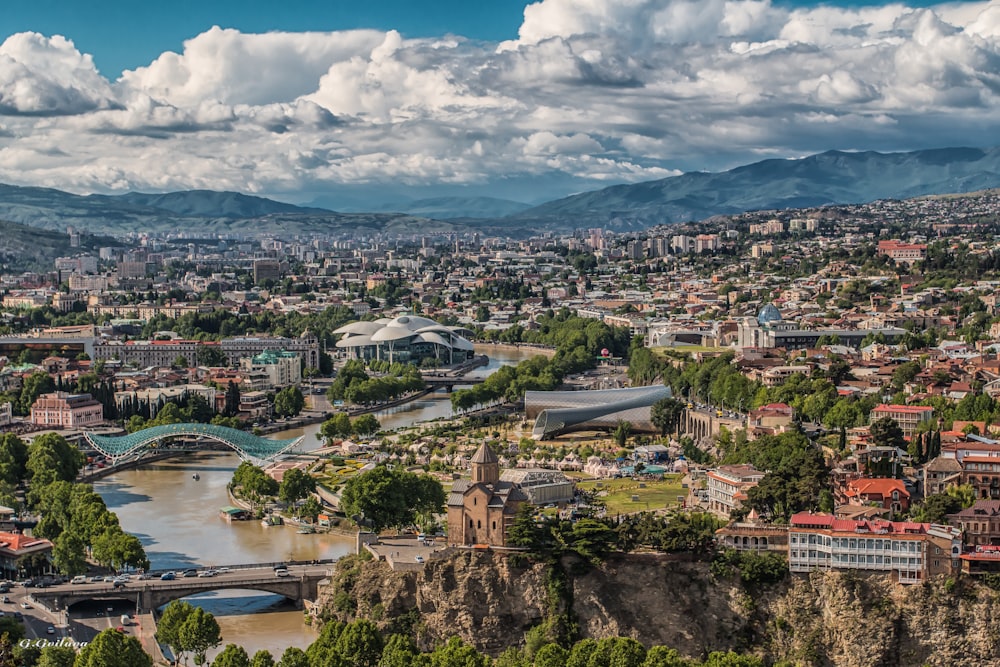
[91,345,540,660]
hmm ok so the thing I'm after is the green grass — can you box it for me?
[578,475,687,515]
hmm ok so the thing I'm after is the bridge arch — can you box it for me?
[84,423,304,466]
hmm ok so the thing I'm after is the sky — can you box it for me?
[1,0,998,205]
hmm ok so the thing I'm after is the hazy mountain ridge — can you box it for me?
[1,146,999,236]
[510,147,1000,228]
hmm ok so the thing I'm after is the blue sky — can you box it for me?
[4,0,981,77]
[0,0,997,202]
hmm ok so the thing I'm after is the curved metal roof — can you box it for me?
[335,333,374,348]
[84,423,303,464]
[332,321,384,336]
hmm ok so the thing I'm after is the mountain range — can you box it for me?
[1,146,998,237]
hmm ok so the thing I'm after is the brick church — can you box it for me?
[447,443,527,547]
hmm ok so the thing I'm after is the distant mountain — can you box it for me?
[375,196,531,220]
[2,146,1000,236]
[511,147,1000,229]
[114,190,333,218]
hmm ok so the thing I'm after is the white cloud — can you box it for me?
[0,1,999,199]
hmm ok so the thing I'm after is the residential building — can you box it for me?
[706,464,765,517]
[0,402,10,426]
[869,404,935,437]
[715,522,789,554]
[947,500,1000,547]
[788,512,961,584]
[253,259,282,284]
[923,456,963,496]
[840,478,911,513]
[29,392,103,428]
[877,240,927,264]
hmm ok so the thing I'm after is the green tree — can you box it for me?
[172,355,189,369]
[428,637,490,667]
[869,417,905,450]
[36,646,76,667]
[299,496,324,524]
[276,647,309,667]
[340,465,446,532]
[197,345,229,368]
[650,397,685,438]
[533,643,569,667]
[18,371,55,415]
[26,433,83,485]
[320,413,354,442]
[379,634,421,667]
[0,434,28,485]
[278,468,316,505]
[641,646,690,667]
[612,420,632,447]
[335,619,384,667]
[273,386,305,418]
[250,650,276,667]
[52,531,87,575]
[352,414,381,437]
[212,644,251,667]
[179,606,222,665]
[75,628,152,667]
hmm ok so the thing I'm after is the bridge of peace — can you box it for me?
[30,563,332,613]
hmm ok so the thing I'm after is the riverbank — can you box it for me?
[474,342,556,358]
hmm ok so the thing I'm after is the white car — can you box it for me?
[197,570,217,578]
[414,555,425,564]
[274,568,290,577]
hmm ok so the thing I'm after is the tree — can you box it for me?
[212,645,251,667]
[533,643,568,667]
[179,606,222,665]
[18,371,54,415]
[352,414,381,437]
[340,465,446,532]
[641,646,690,667]
[75,628,152,667]
[869,417,905,451]
[0,434,28,485]
[52,531,87,575]
[172,355,189,369]
[36,646,76,667]
[278,468,316,505]
[276,647,309,667]
[299,496,323,524]
[650,397,685,438]
[273,387,305,418]
[428,637,490,667]
[320,413,353,442]
[379,634,421,667]
[250,650,276,667]
[335,619,384,667]
[613,420,632,447]
[26,433,83,485]
[197,345,229,368]
[224,382,242,417]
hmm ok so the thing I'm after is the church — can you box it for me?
[446,443,527,547]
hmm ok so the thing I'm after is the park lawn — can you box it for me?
[578,475,687,515]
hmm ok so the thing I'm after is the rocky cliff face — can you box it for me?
[314,552,1000,666]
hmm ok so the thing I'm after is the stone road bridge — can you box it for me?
[30,568,328,612]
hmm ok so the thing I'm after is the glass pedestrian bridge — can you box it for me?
[84,423,305,465]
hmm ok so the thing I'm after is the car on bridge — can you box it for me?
[274,568,290,577]
[160,572,176,581]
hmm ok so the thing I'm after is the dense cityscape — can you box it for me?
[0,187,997,665]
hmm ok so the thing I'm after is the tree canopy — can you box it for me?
[340,465,446,532]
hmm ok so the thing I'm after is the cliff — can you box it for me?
[314,552,1000,666]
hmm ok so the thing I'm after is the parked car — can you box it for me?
[46,627,55,635]
[160,572,176,581]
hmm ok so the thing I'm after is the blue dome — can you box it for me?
[757,303,782,325]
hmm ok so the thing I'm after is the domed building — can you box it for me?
[333,315,475,365]
[757,303,782,325]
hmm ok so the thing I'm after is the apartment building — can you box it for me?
[869,404,935,437]
[788,512,961,584]
[706,464,765,517]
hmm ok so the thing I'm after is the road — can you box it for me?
[8,563,331,654]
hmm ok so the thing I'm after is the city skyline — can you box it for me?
[1,0,998,205]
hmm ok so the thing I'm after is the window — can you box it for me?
[469,519,473,528]
[474,497,477,506]
[492,521,496,530]
[477,520,481,529]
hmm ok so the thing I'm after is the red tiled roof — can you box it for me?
[872,404,934,414]
[0,532,52,553]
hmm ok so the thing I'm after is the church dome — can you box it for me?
[757,303,782,325]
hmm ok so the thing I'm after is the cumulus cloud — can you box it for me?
[0,0,999,199]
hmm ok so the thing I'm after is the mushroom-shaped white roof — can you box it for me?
[336,334,374,348]
[332,321,383,336]
[371,326,417,342]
